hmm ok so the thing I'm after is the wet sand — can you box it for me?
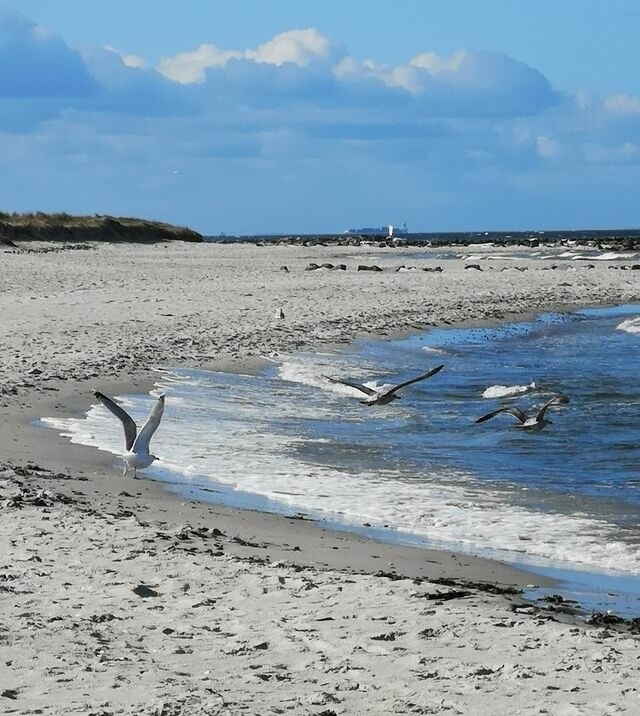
[1,240,638,714]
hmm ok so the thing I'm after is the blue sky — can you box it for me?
[2,1,639,233]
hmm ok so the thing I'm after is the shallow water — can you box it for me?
[401,246,639,263]
[44,305,640,616]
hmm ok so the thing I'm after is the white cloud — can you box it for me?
[603,93,640,115]
[11,7,640,233]
[410,50,466,75]
[333,47,557,115]
[158,29,335,84]
[245,28,332,66]
[105,45,147,69]
[335,57,423,93]
[158,44,242,83]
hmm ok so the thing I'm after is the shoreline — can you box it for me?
[3,345,550,594]
[2,241,639,714]
[33,304,640,613]
[2,242,637,596]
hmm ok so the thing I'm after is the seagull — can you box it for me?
[326,364,444,405]
[93,391,165,476]
[475,394,569,432]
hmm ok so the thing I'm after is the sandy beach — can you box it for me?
[1,239,639,715]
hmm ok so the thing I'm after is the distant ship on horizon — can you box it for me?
[344,222,408,237]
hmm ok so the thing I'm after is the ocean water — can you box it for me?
[44,305,640,616]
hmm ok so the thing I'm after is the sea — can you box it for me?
[43,304,640,617]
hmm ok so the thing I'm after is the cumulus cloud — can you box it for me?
[158,29,337,85]
[81,46,201,117]
[3,6,640,232]
[157,44,243,83]
[411,50,466,75]
[0,6,97,98]
[246,28,334,66]
[155,33,560,120]
[312,44,557,116]
[105,45,147,69]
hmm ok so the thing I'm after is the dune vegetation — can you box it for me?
[0,211,202,244]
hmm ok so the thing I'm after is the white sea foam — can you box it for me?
[42,369,640,576]
[569,251,636,261]
[591,252,636,261]
[422,346,454,356]
[278,358,395,399]
[616,316,640,334]
[482,382,536,399]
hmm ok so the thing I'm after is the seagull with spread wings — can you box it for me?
[93,391,165,476]
[326,364,444,405]
[476,394,569,432]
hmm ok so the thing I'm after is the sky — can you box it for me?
[1,1,639,234]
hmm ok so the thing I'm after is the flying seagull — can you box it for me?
[476,394,569,432]
[93,391,165,476]
[326,364,444,405]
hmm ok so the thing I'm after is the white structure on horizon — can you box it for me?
[387,225,394,238]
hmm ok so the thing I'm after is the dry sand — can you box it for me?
[1,240,639,714]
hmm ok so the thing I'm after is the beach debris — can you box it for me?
[325,364,444,406]
[132,584,160,599]
[464,264,483,270]
[305,262,346,271]
[357,264,383,271]
[422,266,443,272]
[1,481,73,510]
[476,394,570,432]
[371,631,404,641]
[93,391,165,477]
[280,265,289,272]
[432,577,521,596]
[416,589,472,602]
[586,613,640,634]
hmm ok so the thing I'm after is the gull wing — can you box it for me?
[385,364,445,397]
[132,394,165,454]
[94,390,137,451]
[476,405,528,424]
[325,375,378,397]
[537,394,570,421]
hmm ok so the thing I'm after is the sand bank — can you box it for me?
[1,241,639,714]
